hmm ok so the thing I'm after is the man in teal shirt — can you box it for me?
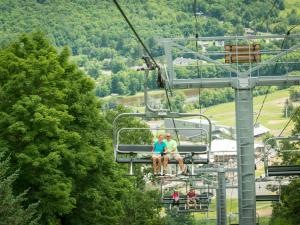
[152,134,167,175]
[164,133,187,175]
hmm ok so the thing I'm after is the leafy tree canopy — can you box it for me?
[0,32,163,225]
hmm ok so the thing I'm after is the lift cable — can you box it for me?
[113,0,180,145]
[254,25,297,125]
[278,106,300,137]
[112,0,158,69]
[193,0,204,142]
[253,1,298,125]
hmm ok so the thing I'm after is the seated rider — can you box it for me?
[163,133,188,175]
[152,134,167,175]
[171,190,180,207]
[187,188,197,209]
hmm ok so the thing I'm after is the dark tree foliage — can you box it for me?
[164,208,194,225]
[270,108,300,225]
[0,144,40,225]
[270,179,300,225]
[0,0,285,63]
[0,33,163,225]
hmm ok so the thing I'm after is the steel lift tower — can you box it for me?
[162,34,300,225]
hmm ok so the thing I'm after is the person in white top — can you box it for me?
[163,133,188,175]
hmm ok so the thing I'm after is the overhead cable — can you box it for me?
[278,106,300,137]
[113,0,180,145]
[254,25,295,125]
[112,0,159,69]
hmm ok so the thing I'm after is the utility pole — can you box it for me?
[162,34,300,225]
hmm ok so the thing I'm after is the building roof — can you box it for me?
[211,139,266,156]
[173,57,196,66]
[254,124,270,136]
[176,118,213,125]
[211,139,236,154]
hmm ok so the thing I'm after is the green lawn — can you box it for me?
[197,89,294,136]
[111,87,295,136]
[282,0,300,15]
[192,198,272,224]
[194,199,271,217]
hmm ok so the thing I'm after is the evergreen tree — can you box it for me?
[0,143,40,225]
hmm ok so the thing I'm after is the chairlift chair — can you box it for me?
[264,135,300,177]
[113,112,212,175]
[160,178,212,213]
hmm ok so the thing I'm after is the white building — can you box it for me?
[210,139,237,162]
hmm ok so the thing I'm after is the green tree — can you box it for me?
[86,61,102,79]
[95,82,110,97]
[288,9,300,25]
[164,208,194,225]
[288,86,300,102]
[164,92,187,113]
[270,104,300,225]
[0,33,167,225]
[111,57,127,74]
[0,145,40,225]
[270,179,300,225]
[121,190,164,225]
[0,32,125,224]
[128,77,140,95]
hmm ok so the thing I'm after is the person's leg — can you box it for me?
[176,155,186,172]
[187,199,189,209]
[193,199,196,208]
[157,156,162,174]
[152,155,157,174]
[175,154,187,175]
[163,154,169,174]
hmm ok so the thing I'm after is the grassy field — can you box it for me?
[197,89,294,136]
[110,87,295,136]
[195,218,271,225]
[192,199,272,224]
[282,0,300,15]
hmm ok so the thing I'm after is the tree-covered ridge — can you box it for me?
[0,0,288,62]
[1,0,297,99]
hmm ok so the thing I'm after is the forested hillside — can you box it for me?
[0,1,299,225]
[1,0,297,97]
[0,0,287,58]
